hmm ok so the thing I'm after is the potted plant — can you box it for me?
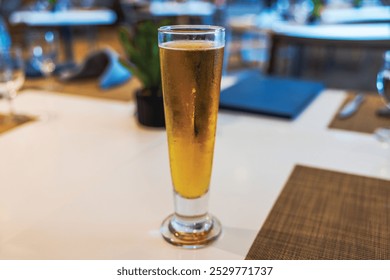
[119,20,167,128]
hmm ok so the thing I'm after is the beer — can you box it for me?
[160,41,224,199]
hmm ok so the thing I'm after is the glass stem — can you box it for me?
[174,191,209,217]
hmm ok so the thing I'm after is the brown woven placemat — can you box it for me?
[24,77,141,102]
[328,93,389,134]
[0,114,36,135]
[246,165,390,260]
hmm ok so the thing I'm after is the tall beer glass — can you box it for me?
[158,25,225,248]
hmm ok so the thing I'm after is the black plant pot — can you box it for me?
[135,89,165,128]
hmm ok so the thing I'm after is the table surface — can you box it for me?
[0,76,389,260]
[229,6,390,39]
[320,6,390,24]
[271,23,390,41]
[9,8,117,26]
[150,1,215,16]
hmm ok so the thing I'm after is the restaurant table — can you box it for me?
[9,8,117,64]
[320,6,390,24]
[267,23,390,75]
[228,6,390,31]
[0,77,389,259]
[227,7,390,76]
[120,0,216,25]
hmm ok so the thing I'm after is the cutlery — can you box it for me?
[338,93,365,119]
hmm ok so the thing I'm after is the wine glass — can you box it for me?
[375,50,390,142]
[28,30,59,87]
[158,25,225,248]
[0,47,25,123]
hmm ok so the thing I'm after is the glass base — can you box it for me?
[160,213,222,249]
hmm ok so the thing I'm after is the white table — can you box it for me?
[271,23,390,41]
[228,6,390,29]
[0,79,388,259]
[320,6,390,24]
[9,8,117,65]
[150,1,215,17]
[267,22,390,75]
[228,9,390,76]
[9,9,117,26]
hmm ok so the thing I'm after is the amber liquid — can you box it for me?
[160,41,224,199]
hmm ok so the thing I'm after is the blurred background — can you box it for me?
[0,0,389,92]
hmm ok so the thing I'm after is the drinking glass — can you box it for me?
[158,25,225,248]
[375,50,390,142]
[29,30,59,80]
[0,47,25,122]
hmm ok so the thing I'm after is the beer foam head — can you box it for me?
[158,25,225,48]
[160,40,223,50]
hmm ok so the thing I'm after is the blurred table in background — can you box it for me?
[226,5,390,89]
[267,23,390,75]
[120,0,217,25]
[20,24,135,102]
[149,0,215,17]
[228,5,390,30]
[320,5,390,24]
[9,8,117,26]
[9,8,117,65]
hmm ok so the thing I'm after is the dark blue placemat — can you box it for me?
[220,73,324,119]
